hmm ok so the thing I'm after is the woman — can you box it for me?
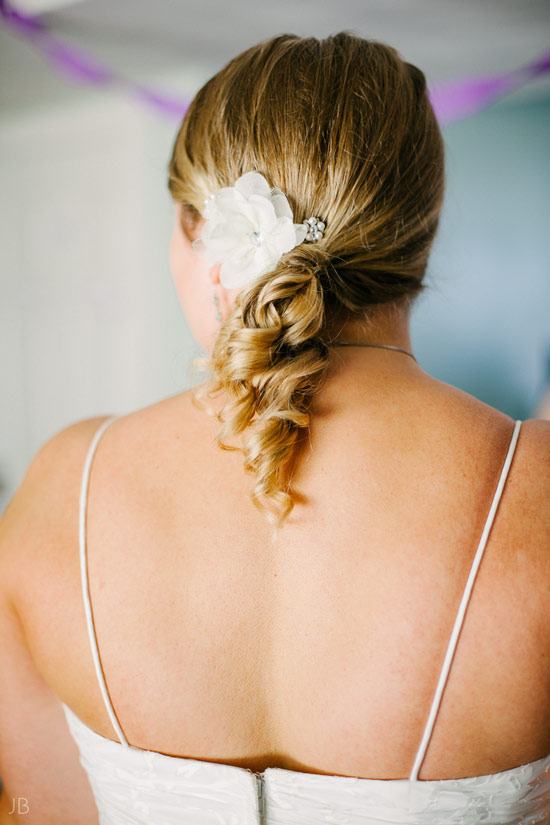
[1,32,548,825]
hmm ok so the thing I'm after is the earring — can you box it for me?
[213,291,221,322]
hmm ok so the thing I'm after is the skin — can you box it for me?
[0,200,549,824]
[169,202,240,352]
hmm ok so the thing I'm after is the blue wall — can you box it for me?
[411,96,550,419]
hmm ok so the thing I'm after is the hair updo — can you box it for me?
[167,31,445,536]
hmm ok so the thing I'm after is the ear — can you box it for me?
[209,264,222,287]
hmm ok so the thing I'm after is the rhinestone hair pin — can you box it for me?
[302,217,326,242]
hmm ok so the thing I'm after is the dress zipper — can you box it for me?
[255,772,265,821]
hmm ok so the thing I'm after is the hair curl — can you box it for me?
[167,32,445,536]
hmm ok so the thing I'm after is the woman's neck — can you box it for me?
[323,302,414,355]
[314,303,431,410]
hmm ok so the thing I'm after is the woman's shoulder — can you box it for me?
[2,386,548,589]
[420,376,550,536]
[418,374,550,465]
[0,389,215,571]
[0,416,111,605]
[65,386,550,524]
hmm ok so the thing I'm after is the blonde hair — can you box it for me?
[167,32,445,537]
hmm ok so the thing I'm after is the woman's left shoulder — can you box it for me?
[0,415,116,598]
[0,416,107,823]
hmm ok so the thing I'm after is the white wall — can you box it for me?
[0,93,197,513]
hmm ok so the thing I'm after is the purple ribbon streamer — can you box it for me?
[1,0,548,124]
[0,0,44,32]
[430,50,550,125]
[0,0,190,117]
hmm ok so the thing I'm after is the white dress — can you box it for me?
[61,416,550,824]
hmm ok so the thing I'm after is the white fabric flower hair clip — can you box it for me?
[192,171,325,289]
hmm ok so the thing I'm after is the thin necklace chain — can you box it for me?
[326,340,417,363]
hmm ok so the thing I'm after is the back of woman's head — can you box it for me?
[168,32,445,535]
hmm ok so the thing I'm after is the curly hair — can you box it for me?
[167,32,445,537]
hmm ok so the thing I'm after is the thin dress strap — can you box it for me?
[78,415,129,747]
[408,419,523,781]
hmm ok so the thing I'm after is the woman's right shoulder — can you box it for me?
[518,416,550,459]
[417,376,549,558]
[426,377,549,467]
[509,417,550,513]
[511,417,550,678]
[514,417,550,546]
[500,416,550,621]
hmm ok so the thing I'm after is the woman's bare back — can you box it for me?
[14,364,550,780]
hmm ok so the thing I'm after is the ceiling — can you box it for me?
[1,0,549,117]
